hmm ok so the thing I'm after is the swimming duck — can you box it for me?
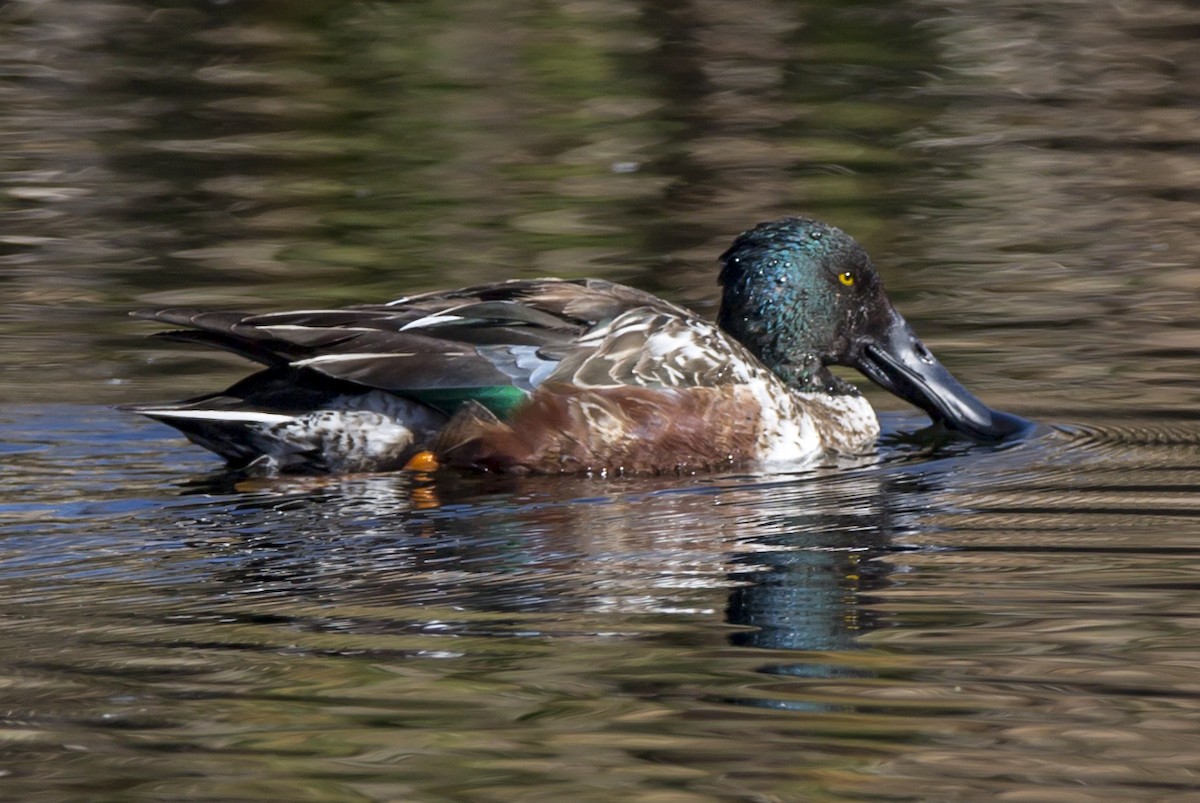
[130,217,1028,475]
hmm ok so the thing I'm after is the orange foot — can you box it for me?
[403,450,440,473]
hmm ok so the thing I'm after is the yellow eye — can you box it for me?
[838,271,855,286]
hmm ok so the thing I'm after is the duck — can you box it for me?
[129,216,1029,475]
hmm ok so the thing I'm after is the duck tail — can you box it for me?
[126,403,299,471]
[128,394,445,475]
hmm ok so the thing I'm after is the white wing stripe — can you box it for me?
[399,314,465,331]
[140,410,295,424]
[248,309,349,319]
[292,353,418,367]
[259,325,377,334]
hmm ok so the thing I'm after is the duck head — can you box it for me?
[717,217,1028,442]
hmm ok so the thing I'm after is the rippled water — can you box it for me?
[3,0,1200,800]
[5,406,1200,800]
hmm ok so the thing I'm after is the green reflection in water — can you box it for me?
[0,0,947,403]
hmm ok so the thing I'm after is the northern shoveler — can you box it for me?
[129,217,1029,475]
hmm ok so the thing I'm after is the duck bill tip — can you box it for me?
[853,313,1031,442]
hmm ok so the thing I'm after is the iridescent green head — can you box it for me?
[717,216,1029,442]
[717,217,878,392]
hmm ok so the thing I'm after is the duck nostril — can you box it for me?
[913,340,934,364]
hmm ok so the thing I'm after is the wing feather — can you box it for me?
[133,279,711,402]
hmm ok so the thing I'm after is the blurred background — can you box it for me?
[4,0,1199,418]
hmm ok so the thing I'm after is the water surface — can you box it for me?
[2,1,1200,800]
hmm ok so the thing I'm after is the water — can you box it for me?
[3,0,1200,800]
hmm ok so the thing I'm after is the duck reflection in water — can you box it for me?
[166,450,958,716]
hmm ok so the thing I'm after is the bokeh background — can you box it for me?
[4,0,1198,418]
[3,1,1200,801]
